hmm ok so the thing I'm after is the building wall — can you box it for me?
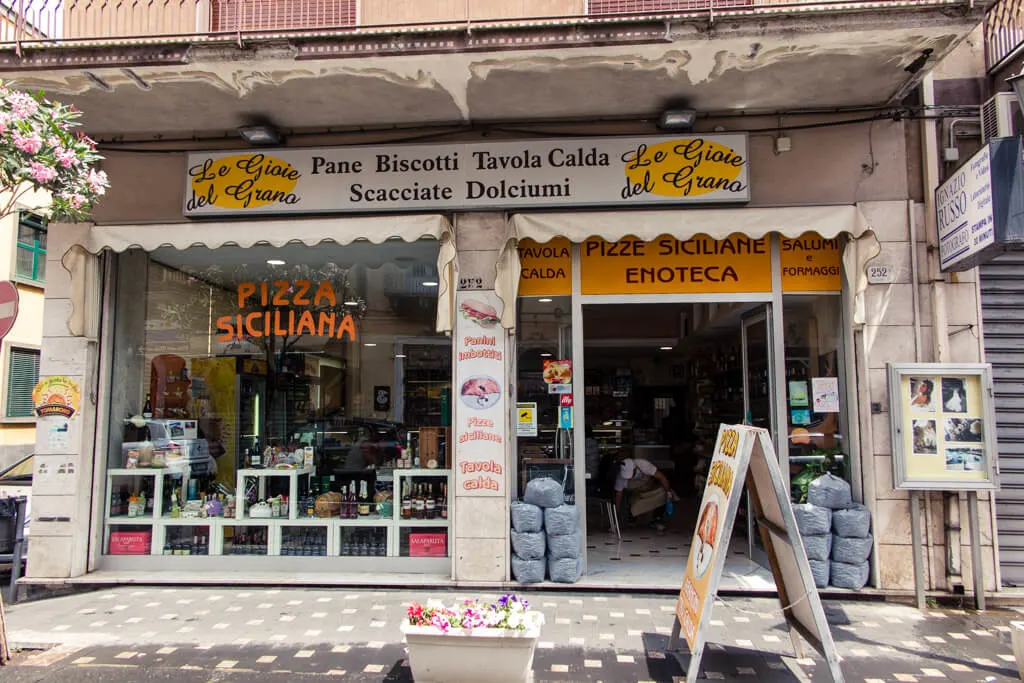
[0,189,48,472]
[28,121,996,592]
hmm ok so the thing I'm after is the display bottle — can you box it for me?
[402,482,412,520]
[440,483,448,520]
[425,484,436,520]
[414,484,426,520]
[350,482,359,519]
[163,539,172,555]
[358,480,370,516]
[143,394,152,419]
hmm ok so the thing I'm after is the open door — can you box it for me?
[742,307,777,561]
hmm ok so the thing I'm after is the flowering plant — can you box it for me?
[406,594,543,633]
[0,82,108,221]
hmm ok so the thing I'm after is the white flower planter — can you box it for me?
[402,618,542,683]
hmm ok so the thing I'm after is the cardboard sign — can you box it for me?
[672,424,843,683]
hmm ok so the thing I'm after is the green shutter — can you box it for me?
[6,349,39,418]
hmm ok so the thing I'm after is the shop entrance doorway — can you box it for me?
[579,301,777,590]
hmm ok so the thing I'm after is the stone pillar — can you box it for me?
[27,225,101,578]
[451,212,512,583]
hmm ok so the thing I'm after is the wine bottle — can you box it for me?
[402,481,412,520]
[440,482,448,520]
[425,484,436,520]
[358,480,370,516]
[415,484,426,520]
[143,394,152,419]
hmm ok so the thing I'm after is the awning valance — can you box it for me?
[61,214,458,336]
[495,205,880,327]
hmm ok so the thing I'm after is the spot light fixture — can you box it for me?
[658,109,697,131]
[238,123,282,146]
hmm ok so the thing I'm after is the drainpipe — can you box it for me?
[920,74,961,588]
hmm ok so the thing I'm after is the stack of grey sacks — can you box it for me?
[510,477,582,584]
[794,473,872,591]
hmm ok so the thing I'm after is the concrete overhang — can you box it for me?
[0,4,985,138]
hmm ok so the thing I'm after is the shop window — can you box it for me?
[5,347,39,418]
[103,239,450,561]
[783,295,849,502]
[15,212,46,283]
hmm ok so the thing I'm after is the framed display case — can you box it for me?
[887,363,998,491]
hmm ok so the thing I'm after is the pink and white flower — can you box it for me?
[7,92,38,119]
[87,168,108,195]
[54,147,78,168]
[12,131,42,154]
[27,161,56,184]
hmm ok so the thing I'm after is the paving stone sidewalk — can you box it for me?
[1,586,1021,682]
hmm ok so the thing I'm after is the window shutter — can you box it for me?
[6,349,39,418]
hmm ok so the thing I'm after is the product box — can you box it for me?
[417,428,450,468]
[409,532,448,557]
[303,446,315,469]
[109,530,152,555]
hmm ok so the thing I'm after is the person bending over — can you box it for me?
[614,457,679,527]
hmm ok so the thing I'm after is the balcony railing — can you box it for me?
[985,0,1024,73]
[0,0,968,51]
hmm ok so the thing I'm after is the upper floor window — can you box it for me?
[212,0,356,32]
[5,347,39,419]
[15,212,46,284]
[588,0,751,13]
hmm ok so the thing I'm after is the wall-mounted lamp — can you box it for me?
[658,109,697,131]
[238,123,282,146]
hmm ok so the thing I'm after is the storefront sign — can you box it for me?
[454,291,507,496]
[518,238,571,296]
[673,425,843,682]
[580,234,771,295]
[780,234,842,292]
[184,135,750,216]
[516,403,538,438]
[215,281,357,342]
[887,363,998,490]
[937,137,1024,272]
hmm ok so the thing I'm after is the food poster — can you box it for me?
[190,357,238,488]
[677,425,751,650]
[902,373,988,483]
[455,291,507,496]
[543,359,572,394]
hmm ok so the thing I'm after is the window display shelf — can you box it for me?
[236,467,313,521]
[107,516,154,525]
[398,519,449,527]
[395,468,451,477]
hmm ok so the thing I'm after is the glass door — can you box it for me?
[741,306,776,561]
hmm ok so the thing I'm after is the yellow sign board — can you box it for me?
[780,234,842,292]
[33,376,82,419]
[518,238,571,297]
[580,234,771,295]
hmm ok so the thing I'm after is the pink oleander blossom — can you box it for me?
[12,131,42,154]
[7,92,38,119]
[54,147,78,168]
[28,161,56,183]
[87,168,108,195]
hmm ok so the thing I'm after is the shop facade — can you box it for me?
[24,124,999,596]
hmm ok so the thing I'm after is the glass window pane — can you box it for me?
[14,247,34,280]
[783,294,847,501]
[106,240,450,559]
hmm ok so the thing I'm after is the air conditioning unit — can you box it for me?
[981,92,1021,142]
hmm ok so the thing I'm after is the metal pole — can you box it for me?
[967,491,986,611]
[910,490,926,609]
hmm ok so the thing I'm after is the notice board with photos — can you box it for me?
[887,363,998,491]
[672,424,843,683]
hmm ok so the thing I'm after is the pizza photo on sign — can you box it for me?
[693,496,721,579]
[542,360,572,385]
[460,376,502,410]
[459,298,500,328]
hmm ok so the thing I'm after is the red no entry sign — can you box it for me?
[0,282,20,342]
